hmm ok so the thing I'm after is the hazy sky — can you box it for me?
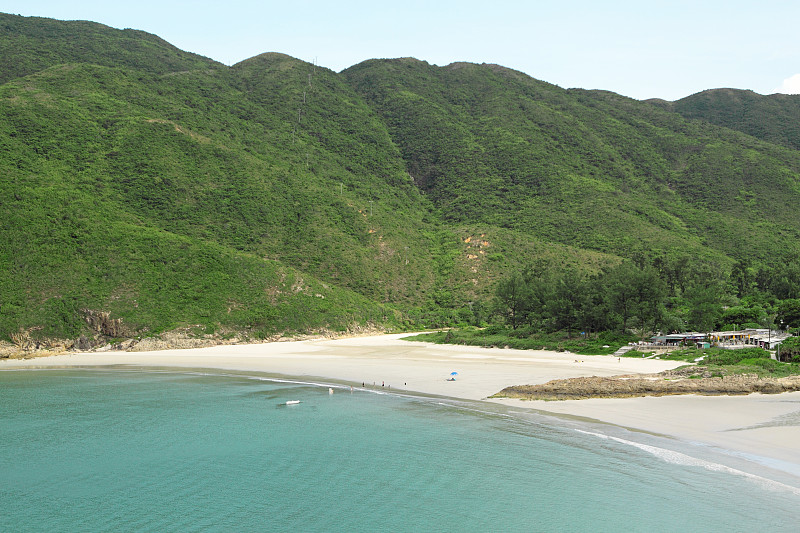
[5,0,800,100]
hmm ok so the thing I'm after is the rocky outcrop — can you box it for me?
[129,331,239,351]
[1,322,389,360]
[495,371,800,400]
[0,335,75,359]
[83,309,127,337]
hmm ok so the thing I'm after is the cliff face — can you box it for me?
[495,370,800,400]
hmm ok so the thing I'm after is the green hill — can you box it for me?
[669,88,800,152]
[2,12,800,345]
[0,61,400,339]
[0,14,445,340]
[343,59,800,263]
[0,13,218,84]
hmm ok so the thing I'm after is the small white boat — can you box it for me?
[285,400,301,405]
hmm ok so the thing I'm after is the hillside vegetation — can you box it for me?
[2,13,800,347]
[669,88,800,152]
[0,13,218,84]
[0,14,442,340]
[343,59,800,262]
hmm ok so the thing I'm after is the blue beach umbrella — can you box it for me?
[450,371,458,376]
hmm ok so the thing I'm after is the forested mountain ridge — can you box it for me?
[343,59,800,263]
[2,12,800,345]
[668,88,800,152]
[0,13,219,84]
[0,14,451,340]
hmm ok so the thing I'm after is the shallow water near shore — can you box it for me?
[2,368,799,532]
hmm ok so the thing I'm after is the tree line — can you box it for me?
[492,255,800,337]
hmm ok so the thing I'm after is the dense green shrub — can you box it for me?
[778,336,800,363]
[705,348,771,366]
[738,358,784,373]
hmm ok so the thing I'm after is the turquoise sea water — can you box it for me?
[2,368,799,532]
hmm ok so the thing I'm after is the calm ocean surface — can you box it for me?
[2,368,799,532]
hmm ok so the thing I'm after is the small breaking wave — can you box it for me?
[575,428,800,496]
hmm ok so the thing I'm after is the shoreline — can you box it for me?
[4,333,800,482]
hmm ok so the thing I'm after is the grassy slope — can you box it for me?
[343,60,800,264]
[0,64,396,338]
[0,13,218,84]
[668,88,800,152]
[228,53,444,304]
[0,16,443,338]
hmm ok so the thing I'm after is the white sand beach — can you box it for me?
[5,333,800,476]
